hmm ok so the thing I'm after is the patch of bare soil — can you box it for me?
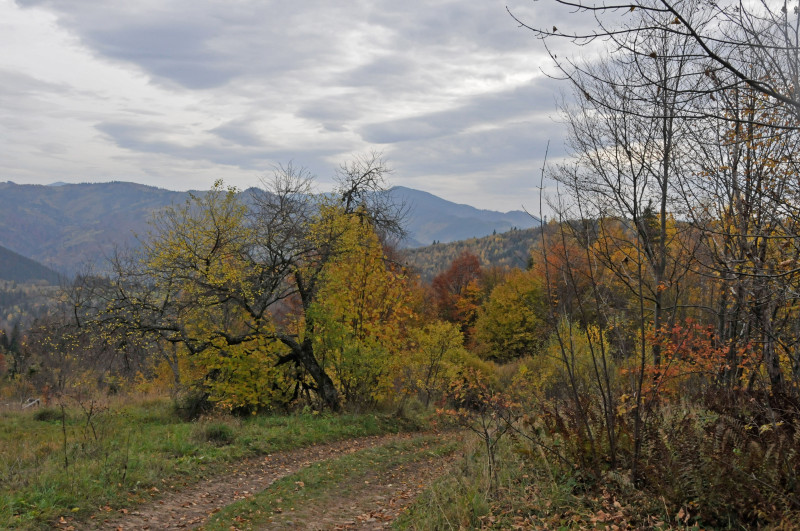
[84,432,416,530]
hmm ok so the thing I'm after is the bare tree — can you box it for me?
[534,13,713,478]
[518,0,800,398]
[511,0,800,125]
[678,84,800,393]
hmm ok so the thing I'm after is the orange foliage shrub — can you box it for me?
[629,319,757,400]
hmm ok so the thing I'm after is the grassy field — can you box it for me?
[0,397,419,529]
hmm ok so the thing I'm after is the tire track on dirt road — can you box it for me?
[85,432,423,530]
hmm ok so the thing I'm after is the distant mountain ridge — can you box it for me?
[388,186,539,247]
[0,181,539,275]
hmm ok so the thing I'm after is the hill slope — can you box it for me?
[0,244,60,284]
[402,225,543,282]
[0,182,188,274]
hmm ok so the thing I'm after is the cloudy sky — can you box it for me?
[0,0,573,211]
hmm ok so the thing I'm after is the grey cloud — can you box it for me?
[15,1,368,89]
[360,77,564,144]
[15,1,547,91]
[321,123,347,133]
[361,119,443,144]
[88,22,237,89]
[95,120,341,175]
[297,97,362,128]
[97,121,267,168]
[392,119,564,177]
[337,55,417,88]
[0,70,75,141]
[210,120,264,147]
[368,1,536,53]
[0,68,68,98]
[17,1,236,88]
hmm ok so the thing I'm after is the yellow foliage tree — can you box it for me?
[475,268,548,361]
[93,155,406,412]
[403,320,470,407]
[308,205,415,406]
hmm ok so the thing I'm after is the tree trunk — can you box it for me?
[295,337,340,411]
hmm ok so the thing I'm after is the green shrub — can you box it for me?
[33,407,63,422]
[173,389,214,420]
[195,422,235,446]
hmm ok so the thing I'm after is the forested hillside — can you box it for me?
[0,246,60,332]
[403,225,541,281]
[0,281,56,335]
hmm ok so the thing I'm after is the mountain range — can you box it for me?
[0,181,539,276]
